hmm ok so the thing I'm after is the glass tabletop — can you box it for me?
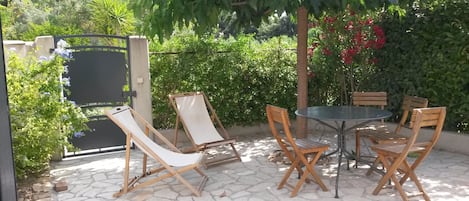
[295,106,392,121]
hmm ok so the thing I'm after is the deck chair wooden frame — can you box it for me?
[168,92,241,167]
[105,106,208,197]
[354,94,428,168]
[369,107,446,201]
[266,105,329,197]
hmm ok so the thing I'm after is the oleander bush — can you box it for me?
[6,52,88,179]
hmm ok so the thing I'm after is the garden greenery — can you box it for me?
[6,50,88,179]
[150,32,298,128]
[308,8,386,105]
[368,0,468,131]
[149,1,467,133]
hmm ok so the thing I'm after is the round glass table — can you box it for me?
[296,106,392,198]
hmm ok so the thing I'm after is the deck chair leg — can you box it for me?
[230,143,242,161]
[173,116,180,146]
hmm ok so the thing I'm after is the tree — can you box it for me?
[131,0,398,138]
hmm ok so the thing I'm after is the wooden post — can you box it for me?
[296,7,308,138]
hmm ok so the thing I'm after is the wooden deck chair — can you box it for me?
[105,106,208,197]
[369,107,446,201]
[266,105,329,197]
[168,92,241,167]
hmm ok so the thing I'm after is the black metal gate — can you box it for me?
[53,34,133,156]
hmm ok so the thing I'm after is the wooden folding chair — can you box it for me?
[352,91,388,166]
[168,92,241,167]
[266,105,329,197]
[354,94,428,168]
[369,107,446,201]
[105,106,208,197]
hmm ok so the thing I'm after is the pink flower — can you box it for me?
[322,48,332,56]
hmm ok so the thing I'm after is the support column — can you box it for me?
[34,36,54,58]
[128,36,153,127]
[296,7,309,138]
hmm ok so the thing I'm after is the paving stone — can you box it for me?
[48,133,469,201]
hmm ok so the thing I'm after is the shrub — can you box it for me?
[150,32,297,128]
[6,51,88,179]
[308,8,386,105]
[370,0,469,131]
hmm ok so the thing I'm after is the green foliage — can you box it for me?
[150,32,297,128]
[1,0,137,40]
[89,0,135,35]
[21,22,83,41]
[367,0,469,131]
[6,53,88,179]
[131,0,392,41]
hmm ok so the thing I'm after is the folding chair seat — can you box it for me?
[168,92,241,167]
[369,107,446,201]
[354,94,428,167]
[105,106,208,197]
[266,105,329,197]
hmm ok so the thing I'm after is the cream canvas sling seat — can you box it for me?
[105,106,208,197]
[169,92,241,167]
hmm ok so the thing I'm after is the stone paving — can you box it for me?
[50,133,469,201]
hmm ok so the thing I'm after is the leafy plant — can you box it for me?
[89,0,135,36]
[150,31,297,128]
[370,0,469,131]
[6,51,88,179]
[308,8,386,105]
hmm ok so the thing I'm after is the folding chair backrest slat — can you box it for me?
[174,94,224,145]
[352,92,387,109]
[396,95,429,132]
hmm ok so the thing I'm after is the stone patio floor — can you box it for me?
[49,132,469,201]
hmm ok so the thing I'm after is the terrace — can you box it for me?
[48,123,469,201]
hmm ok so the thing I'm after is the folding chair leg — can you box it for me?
[303,152,328,191]
[372,155,396,195]
[278,159,300,189]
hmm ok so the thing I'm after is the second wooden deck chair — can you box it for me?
[168,92,241,167]
[369,107,446,201]
[105,106,208,197]
[266,105,329,197]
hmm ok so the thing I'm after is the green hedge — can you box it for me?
[150,33,298,128]
[367,0,469,131]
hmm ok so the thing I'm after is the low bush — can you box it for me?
[150,33,297,128]
[6,52,88,179]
